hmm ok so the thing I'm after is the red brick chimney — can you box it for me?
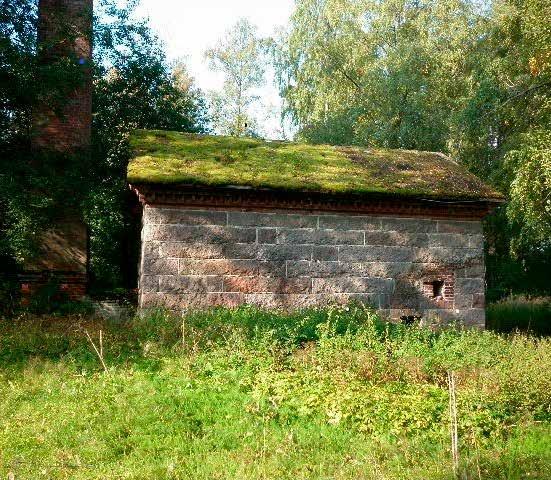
[33,0,93,151]
[21,0,94,305]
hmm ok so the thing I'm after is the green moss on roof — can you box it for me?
[127,129,504,201]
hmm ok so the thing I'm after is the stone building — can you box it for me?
[128,130,504,327]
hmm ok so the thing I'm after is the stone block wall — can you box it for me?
[139,206,486,327]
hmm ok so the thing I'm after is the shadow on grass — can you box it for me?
[0,304,383,373]
[0,314,163,373]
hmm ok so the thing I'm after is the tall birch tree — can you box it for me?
[205,18,266,137]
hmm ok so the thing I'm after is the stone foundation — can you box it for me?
[138,206,486,327]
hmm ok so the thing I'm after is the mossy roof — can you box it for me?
[127,129,504,201]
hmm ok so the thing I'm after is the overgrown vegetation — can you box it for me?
[0,0,208,292]
[128,129,502,199]
[1,305,550,479]
[487,296,551,335]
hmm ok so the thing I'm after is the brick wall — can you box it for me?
[138,207,486,327]
[23,0,93,303]
[19,272,87,304]
[32,0,93,151]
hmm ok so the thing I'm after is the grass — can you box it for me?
[127,129,503,200]
[1,304,550,479]
[487,296,551,335]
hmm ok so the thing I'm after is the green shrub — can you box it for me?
[22,281,94,316]
[487,296,551,335]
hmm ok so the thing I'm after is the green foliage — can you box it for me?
[0,0,210,291]
[0,147,93,264]
[0,306,550,479]
[0,0,36,144]
[205,18,266,137]
[487,296,551,335]
[23,281,95,316]
[0,0,74,264]
[274,0,482,151]
[506,129,551,254]
[0,0,86,144]
[87,1,209,290]
[0,276,19,316]
[274,0,551,298]
[128,129,502,199]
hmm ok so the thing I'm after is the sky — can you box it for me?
[135,0,296,138]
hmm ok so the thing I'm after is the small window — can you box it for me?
[424,280,444,299]
[431,280,444,298]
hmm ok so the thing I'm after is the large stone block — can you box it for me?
[428,234,471,249]
[223,276,311,294]
[356,262,414,278]
[339,246,414,263]
[145,225,256,243]
[257,245,312,261]
[141,292,245,309]
[228,211,317,228]
[437,220,483,234]
[178,259,285,277]
[454,294,474,309]
[140,275,159,293]
[160,242,258,260]
[242,293,320,309]
[140,292,187,310]
[413,248,483,265]
[239,293,379,309]
[341,293,382,307]
[455,278,485,295]
[142,257,178,275]
[286,261,414,278]
[312,246,339,261]
[141,242,160,260]
[145,208,227,226]
[381,218,437,233]
[365,231,429,247]
[312,277,394,294]
[318,215,381,231]
[159,275,223,293]
[455,308,485,327]
[276,228,364,245]
[389,293,422,309]
[257,228,277,244]
[286,260,352,278]
[455,264,485,278]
